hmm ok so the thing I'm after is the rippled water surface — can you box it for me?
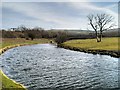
[1,44,119,90]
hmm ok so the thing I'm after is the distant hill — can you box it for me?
[103,28,119,37]
[64,28,119,33]
[49,28,119,39]
[64,30,94,34]
[64,28,119,37]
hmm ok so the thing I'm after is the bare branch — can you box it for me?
[87,14,97,31]
[103,23,116,31]
[87,13,115,42]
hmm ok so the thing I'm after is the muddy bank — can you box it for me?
[58,44,120,58]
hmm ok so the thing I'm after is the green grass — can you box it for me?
[63,37,119,51]
[0,70,27,90]
[0,38,50,49]
[0,38,51,90]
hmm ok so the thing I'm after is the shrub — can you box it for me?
[55,32,68,44]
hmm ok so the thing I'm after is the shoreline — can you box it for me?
[0,44,34,90]
[0,42,49,90]
[58,44,120,58]
[0,43,38,55]
[0,70,27,90]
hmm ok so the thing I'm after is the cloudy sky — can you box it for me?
[1,0,119,30]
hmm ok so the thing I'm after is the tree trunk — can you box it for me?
[96,37,100,42]
[99,32,102,42]
[95,31,100,42]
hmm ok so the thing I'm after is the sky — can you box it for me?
[1,0,119,30]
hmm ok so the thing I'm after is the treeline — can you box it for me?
[0,26,119,44]
[1,26,57,39]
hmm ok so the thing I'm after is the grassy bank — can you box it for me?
[0,70,27,90]
[0,38,51,90]
[60,37,119,57]
[0,38,50,54]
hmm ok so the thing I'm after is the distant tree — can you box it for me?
[28,33,35,40]
[87,13,115,42]
[33,27,44,31]
[2,30,16,38]
[55,31,68,44]
[47,31,57,38]
[17,25,28,31]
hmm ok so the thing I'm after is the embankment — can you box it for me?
[58,44,119,58]
[58,37,120,58]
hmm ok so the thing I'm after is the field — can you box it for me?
[0,38,51,90]
[0,38,50,49]
[63,37,119,51]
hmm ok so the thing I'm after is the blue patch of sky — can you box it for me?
[2,5,38,28]
[2,5,59,29]
[2,3,38,20]
[92,2,118,13]
[91,2,117,7]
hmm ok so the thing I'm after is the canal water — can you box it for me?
[1,44,119,90]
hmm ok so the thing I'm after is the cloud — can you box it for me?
[2,2,118,29]
[2,0,119,2]
[2,2,87,29]
[67,2,118,26]
[2,3,65,24]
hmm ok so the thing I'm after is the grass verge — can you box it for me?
[0,38,50,54]
[0,70,27,90]
[59,37,119,58]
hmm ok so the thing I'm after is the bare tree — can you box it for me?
[55,31,68,45]
[17,25,28,31]
[87,13,115,42]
